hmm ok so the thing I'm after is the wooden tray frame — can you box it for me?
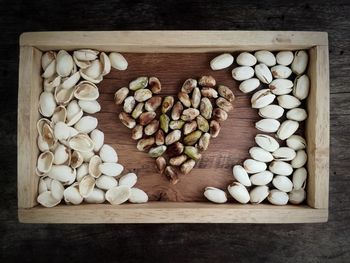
[18,31,329,223]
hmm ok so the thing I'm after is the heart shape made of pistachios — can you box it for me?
[115,75,235,184]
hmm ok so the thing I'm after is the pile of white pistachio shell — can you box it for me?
[205,50,309,205]
[37,49,148,207]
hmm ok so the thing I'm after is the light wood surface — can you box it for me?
[17,46,42,208]
[306,46,330,209]
[20,31,328,52]
[18,203,328,223]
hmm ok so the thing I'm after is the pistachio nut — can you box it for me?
[149,145,167,158]
[292,167,307,190]
[232,165,251,187]
[249,147,274,162]
[276,51,294,66]
[236,52,257,66]
[184,146,202,160]
[197,132,211,151]
[255,119,280,133]
[239,78,260,93]
[255,134,280,152]
[196,115,209,132]
[286,135,306,150]
[212,108,228,122]
[200,97,213,120]
[134,88,152,102]
[136,137,155,151]
[254,50,276,66]
[165,130,182,145]
[169,154,187,166]
[258,104,284,119]
[255,63,273,84]
[184,130,202,145]
[217,85,235,103]
[145,96,162,112]
[178,91,191,107]
[291,50,308,75]
[162,96,174,113]
[272,175,293,192]
[289,188,306,204]
[129,76,148,91]
[123,96,136,113]
[131,124,143,140]
[250,185,269,204]
[180,159,196,174]
[210,53,234,70]
[243,159,267,174]
[209,120,221,138]
[271,65,292,79]
[277,95,301,109]
[204,187,227,203]
[272,147,296,161]
[166,142,184,157]
[171,101,184,120]
[216,97,233,112]
[250,171,273,186]
[119,112,136,129]
[181,108,200,121]
[268,189,289,205]
[160,114,170,133]
[169,120,185,130]
[144,119,160,135]
[131,102,144,119]
[269,161,293,176]
[183,120,198,135]
[198,75,216,87]
[191,87,201,108]
[232,66,254,81]
[293,74,310,100]
[269,79,294,95]
[155,156,166,173]
[286,108,308,121]
[155,129,165,145]
[139,111,156,126]
[148,76,161,94]
[291,150,307,168]
[251,89,276,109]
[165,166,179,185]
[227,182,250,204]
[201,87,218,98]
[181,78,197,93]
[277,120,299,140]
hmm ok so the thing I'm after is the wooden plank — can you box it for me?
[17,46,42,208]
[18,203,328,223]
[306,46,330,209]
[20,31,328,52]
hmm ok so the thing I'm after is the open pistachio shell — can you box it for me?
[80,59,103,83]
[89,155,102,178]
[106,185,131,205]
[53,144,70,165]
[79,175,96,198]
[37,151,54,174]
[64,183,83,205]
[47,165,76,185]
[74,81,99,101]
[37,191,61,207]
[41,51,56,70]
[68,133,94,153]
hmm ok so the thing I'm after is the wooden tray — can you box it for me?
[18,31,329,223]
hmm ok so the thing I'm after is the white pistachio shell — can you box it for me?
[38,177,48,194]
[51,106,67,124]
[47,165,76,185]
[39,91,56,117]
[89,155,102,178]
[210,53,234,70]
[109,52,128,70]
[258,104,284,119]
[254,63,273,84]
[129,188,149,203]
[277,120,299,140]
[78,100,101,114]
[292,167,307,190]
[80,59,103,83]
[232,165,251,187]
[106,185,131,205]
[119,173,137,187]
[250,171,273,186]
[54,85,75,106]
[64,183,83,205]
[99,144,118,163]
[96,175,118,190]
[56,50,74,77]
[76,163,89,182]
[68,133,94,153]
[43,177,53,190]
[239,78,260,93]
[50,179,64,201]
[79,175,96,198]
[73,49,99,61]
[272,175,293,192]
[74,116,98,134]
[268,190,289,205]
[236,52,257,66]
[54,121,70,141]
[255,119,280,133]
[250,186,269,204]
[286,135,306,150]
[204,187,227,203]
[286,108,308,121]
[66,100,83,126]
[291,150,307,168]
[255,134,280,152]
[41,60,56,79]
[269,161,293,176]
[254,50,276,66]
[276,51,294,66]
[227,182,250,204]
[277,95,301,109]
[37,151,54,174]
[99,163,124,177]
[84,188,106,204]
[251,89,276,109]
[271,65,292,79]
[249,147,274,162]
[100,52,111,76]
[61,71,80,89]
[269,79,294,95]
[90,129,104,152]
[293,74,310,100]
[243,159,267,174]
[81,151,94,162]
[74,81,99,101]
[231,66,254,81]
[272,147,296,161]
[289,189,306,204]
[37,191,61,207]
[44,75,61,92]
[41,51,56,70]
[53,144,70,165]
[38,135,50,152]
[70,150,83,169]
[291,50,308,75]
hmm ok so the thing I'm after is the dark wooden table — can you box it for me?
[1,0,349,262]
